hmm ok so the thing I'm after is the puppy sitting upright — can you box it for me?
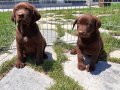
[71,14,103,72]
[11,2,47,68]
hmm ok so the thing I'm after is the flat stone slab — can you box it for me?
[0,66,54,90]
[39,24,56,30]
[61,24,77,30]
[40,30,57,45]
[113,36,120,40]
[63,55,120,90]
[40,17,56,22]
[45,46,57,60]
[99,28,111,34]
[72,14,83,17]
[61,32,77,43]
[0,40,17,66]
[109,50,120,58]
[0,51,16,66]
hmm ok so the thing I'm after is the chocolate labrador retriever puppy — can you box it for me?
[11,2,47,68]
[71,14,103,72]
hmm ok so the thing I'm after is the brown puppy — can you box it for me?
[71,14,103,72]
[11,2,47,68]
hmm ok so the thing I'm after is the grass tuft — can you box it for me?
[55,25,65,37]
[0,57,16,79]
[108,57,120,64]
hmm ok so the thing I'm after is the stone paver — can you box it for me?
[61,32,77,43]
[0,51,16,66]
[40,30,57,45]
[72,14,83,17]
[113,36,120,40]
[61,24,77,30]
[109,50,120,58]
[97,14,112,17]
[39,24,56,30]
[40,17,55,22]
[0,66,54,90]
[45,46,57,60]
[99,28,111,34]
[63,54,120,90]
[0,40,17,66]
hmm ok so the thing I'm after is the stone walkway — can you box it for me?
[63,54,120,90]
[0,66,54,90]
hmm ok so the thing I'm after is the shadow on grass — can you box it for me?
[27,51,55,73]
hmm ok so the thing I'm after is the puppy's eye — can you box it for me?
[24,7,28,10]
[77,25,80,28]
[28,10,33,14]
[14,8,18,11]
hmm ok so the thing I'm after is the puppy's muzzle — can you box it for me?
[18,13,25,19]
[78,31,89,38]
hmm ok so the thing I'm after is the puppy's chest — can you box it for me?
[23,36,29,43]
[79,41,101,55]
[22,36,36,46]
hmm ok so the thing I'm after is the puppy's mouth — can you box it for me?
[79,33,90,38]
[17,19,30,25]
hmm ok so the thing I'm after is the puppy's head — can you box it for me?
[11,2,41,24]
[72,14,101,38]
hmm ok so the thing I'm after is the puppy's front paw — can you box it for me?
[15,60,26,69]
[78,63,86,71]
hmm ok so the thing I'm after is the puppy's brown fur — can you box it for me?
[71,14,103,72]
[11,2,47,68]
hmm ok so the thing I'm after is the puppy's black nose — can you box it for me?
[78,31,86,35]
[18,13,25,18]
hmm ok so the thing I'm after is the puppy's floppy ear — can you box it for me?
[95,16,101,29]
[33,7,41,22]
[72,18,78,30]
[11,8,16,23]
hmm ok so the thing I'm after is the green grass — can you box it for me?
[0,57,16,79]
[109,31,120,36]
[100,14,120,31]
[48,43,83,90]
[41,3,120,16]
[102,33,120,53]
[108,57,120,64]
[66,29,77,36]
[54,40,75,51]
[26,42,83,90]
[41,3,120,32]
[0,11,15,52]
[55,25,65,37]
